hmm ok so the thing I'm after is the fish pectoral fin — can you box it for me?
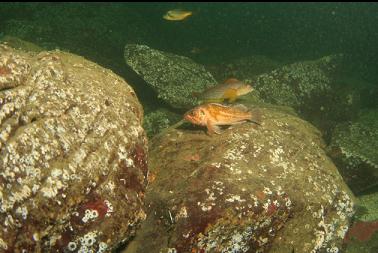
[223,88,238,103]
[207,120,221,135]
[229,120,248,125]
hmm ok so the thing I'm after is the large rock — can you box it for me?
[206,55,282,83]
[250,54,373,142]
[328,110,378,195]
[124,44,217,109]
[0,44,148,252]
[254,55,342,110]
[344,192,378,253]
[123,104,355,253]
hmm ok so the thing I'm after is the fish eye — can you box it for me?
[199,110,206,116]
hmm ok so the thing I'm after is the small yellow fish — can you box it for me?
[194,78,253,103]
[184,103,261,135]
[163,9,192,21]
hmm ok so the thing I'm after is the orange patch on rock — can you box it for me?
[0,66,11,76]
[183,153,201,161]
[255,190,266,200]
[344,220,378,242]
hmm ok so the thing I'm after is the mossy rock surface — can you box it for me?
[124,104,355,253]
[328,110,378,195]
[0,44,148,252]
[124,44,217,109]
[254,55,342,110]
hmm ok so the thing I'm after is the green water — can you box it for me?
[0,2,377,253]
[1,3,377,77]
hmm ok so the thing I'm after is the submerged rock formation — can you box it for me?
[328,110,378,195]
[143,108,181,139]
[0,44,148,252]
[124,44,217,109]
[123,104,355,253]
[344,192,378,253]
[254,55,342,111]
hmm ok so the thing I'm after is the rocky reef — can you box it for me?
[124,44,217,109]
[254,55,342,110]
[143,108,181,139]
[206,55,282,83]
[328,110,378,195]
[0,44,148,252]
[344,192,378,253]
[123,104,355,253]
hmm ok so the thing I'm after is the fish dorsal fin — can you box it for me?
[224,78,240,85]
[208,103,229,108]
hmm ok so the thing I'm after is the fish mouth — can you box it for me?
[184,113,199,124]
[245,84,253,91]
[183,113,192,121]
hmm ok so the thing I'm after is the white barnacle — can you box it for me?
[67,241,77,251]
[15,206,28,220]
[326,246,339,253]
[285,198,292,208]
[167,248,177,253]
[97,242,108,253]
[263,187,272,195]
[104,199,114,216]
[0,238,8,250]
[91,210,99,218]
[82,231,97,247]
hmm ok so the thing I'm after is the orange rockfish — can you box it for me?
[184,103,261,135]
[163,9,192,21]
[194,78,253,103]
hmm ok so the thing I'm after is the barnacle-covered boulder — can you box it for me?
[328,110,378,195]
[124,44,217,109]
[254,55,342,110]
[206,54,282,83]
[0,44,148,252]
[123,104,355,253]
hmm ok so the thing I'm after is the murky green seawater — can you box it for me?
[0,2,377,253]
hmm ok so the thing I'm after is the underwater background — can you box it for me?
[0,2,377,253]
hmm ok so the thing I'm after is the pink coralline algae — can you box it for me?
[344,220,378,242]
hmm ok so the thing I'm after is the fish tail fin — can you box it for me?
[248,109,262,126]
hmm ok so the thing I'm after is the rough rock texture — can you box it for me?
[344,192,378,253]
[254,55,342,111]
[328,110,378,195]
[123,104,355,253]
[143,108,181,139]
[0,44,148,252]
[0,35,44,53]
[124,44,217,109]
[206,55,282,83]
